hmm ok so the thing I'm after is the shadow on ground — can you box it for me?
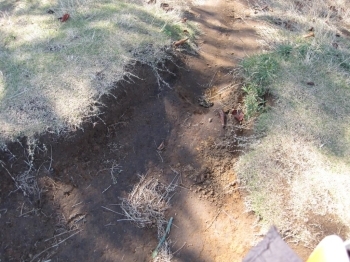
[0,0,265,261]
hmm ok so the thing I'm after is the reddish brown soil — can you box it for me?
[0,0,311,261]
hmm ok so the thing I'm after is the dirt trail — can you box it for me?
[0,0,300,261]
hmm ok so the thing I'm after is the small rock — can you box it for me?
[208,118,212,123]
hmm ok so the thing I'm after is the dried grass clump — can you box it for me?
[1,139,42,197]
[120,174,177,262]
[120,175,176,228]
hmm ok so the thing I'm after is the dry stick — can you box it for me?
[5,90,28,101]
[208,70,218,88]
[104,222,116,227]
[157,150,164,163]
[48,145,53,172]
[205,209,221,231]
[222,210,237,224]
[30,230,82,262]
[101,206,124,216]
[209,83,239,99]
[72,201,83,208]
[18,208,36,217]
[102,185,111,194]
[20,202,25,216]
[44,229,78,242]
[173,242,187,255]
[0,161,16,183]
[170,166,183,185]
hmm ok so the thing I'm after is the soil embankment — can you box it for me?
[1,0,310,261]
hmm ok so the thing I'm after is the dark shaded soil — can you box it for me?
[0,0,312,261]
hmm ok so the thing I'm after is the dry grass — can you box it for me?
[120,174,177,227]
[120,174,177,261]
[0,0,196,145]
[236,0,350,247]
[1,138,42,197]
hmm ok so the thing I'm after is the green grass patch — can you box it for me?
[240,53,279,119]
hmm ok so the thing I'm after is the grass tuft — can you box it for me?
[0,0,196,145]
[236,0,350,246]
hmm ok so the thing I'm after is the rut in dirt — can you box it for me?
[0,1,265,261]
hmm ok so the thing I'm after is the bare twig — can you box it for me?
[72,201,83,208]
[48,145,53,172]
[208,70,218,88]
[173,242,186,255]
[101,206,124,216]
[44,229,78,242]
[205,209,221,231]
[30,230,82,262]
[157,151,164,163]
[102,185,111,194]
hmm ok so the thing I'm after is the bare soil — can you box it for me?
[0,0,311,261]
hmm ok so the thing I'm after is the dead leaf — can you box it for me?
[182,17,187,23]
[183,29,189,34]
[332,42,338,49]
[59,13,70,22]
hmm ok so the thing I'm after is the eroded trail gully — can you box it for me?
[0,0,300,261]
